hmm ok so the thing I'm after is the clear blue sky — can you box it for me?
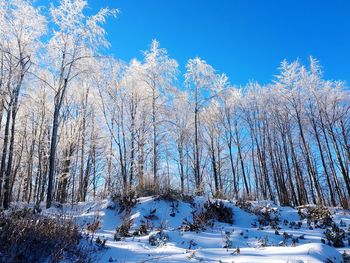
[65,1,350,85]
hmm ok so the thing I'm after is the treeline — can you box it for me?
[0,0,349,209]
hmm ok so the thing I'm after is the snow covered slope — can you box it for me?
[48,197,350,262]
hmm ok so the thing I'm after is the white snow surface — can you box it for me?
[40,197,350,262]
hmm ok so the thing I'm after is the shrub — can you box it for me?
[298,206,333,228]
[343,251,350,263]
[136,182,160,197]
[0,208,92,263]
[324,224,346,247]
[212,191,226,200]
[112,191,138,213]
[181,194,194,204]
[180,200,233,232]
[204,200,233,224]
[237,200,279,228]
[257,205,279,228]
[148,230,169,246]
[87,216,101,240]
[283,231,292,240]
[155,188,181,202]
[133,223,149,236]
[114,217,134,241]
[87,220,101,233]
[95,237,107,250]
[257,236,269,247]
[180,210,213,232]
[236,198,253,212]
[289,221,302,229]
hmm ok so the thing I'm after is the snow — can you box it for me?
[41,197,349,262]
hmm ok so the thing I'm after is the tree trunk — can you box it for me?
[46,106,60,208]
[0,106,11,205]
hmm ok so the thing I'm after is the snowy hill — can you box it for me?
[44,196,350,262]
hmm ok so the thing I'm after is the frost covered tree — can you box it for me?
[141,40,178,186]
[0,0,46,209]
[168,89,192,194]
[220,88,243,198]
[185,57,216,194]
[0,0,349,209]
[44,0,117,208]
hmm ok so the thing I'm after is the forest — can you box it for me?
[0,0,349,211]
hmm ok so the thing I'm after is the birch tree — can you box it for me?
[45,0,116,208]
[0,0,46,209]
[185,57,216,194]
[142,40,178,186]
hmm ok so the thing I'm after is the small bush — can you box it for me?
[212,191,227,200]
[181,194,194,204]
[204,200,233,224]
[236,198,253,212]
[289,221,302,229]
[133,223,149,236]
[180,210,212,232]
[87,217,101,236]
[95,237,107,250]
[257,236,269,248]
[0,208,92,263]
[343,251,350,263]
[114,217,134,241]
[257,205,279,228]
[155,188,181,202]
[136,182,160,197]
[112,191,138,213]
[283,231,292,240]
[324,224,346,247]
[180,200,233,232]
[298,206,333,228]
[148,230,169,246]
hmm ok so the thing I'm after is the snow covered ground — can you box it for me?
[43,197,350,262]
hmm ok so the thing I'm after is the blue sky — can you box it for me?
[64,0,350,85]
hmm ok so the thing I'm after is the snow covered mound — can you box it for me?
[53,197,349,262]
